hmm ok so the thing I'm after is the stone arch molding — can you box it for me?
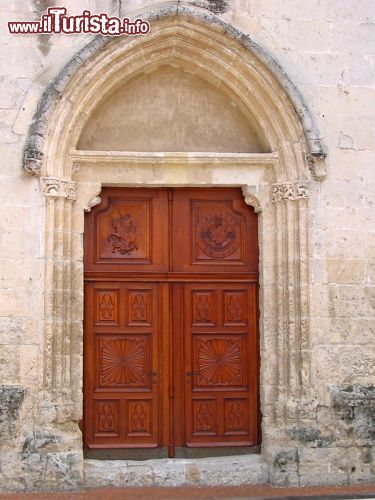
[24,5,325,468]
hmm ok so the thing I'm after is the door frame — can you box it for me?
[82,186,261,454]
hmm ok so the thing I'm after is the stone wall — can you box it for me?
[0,0,374,491]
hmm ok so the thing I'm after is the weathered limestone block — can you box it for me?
[183,455,268,486]
[118,464,155,487]
[347,446,375,484]
[266,447,299,487]
[286,426,335,448]
[0,386,25,446]
[327,259,366,285]
[84,459,120,488]
[20,451,83,491]
[331,384,375,443]
[298,448,348,486]
[146,461,185,487]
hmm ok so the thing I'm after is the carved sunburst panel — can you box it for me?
[194,336,244,387]
[99,336,150,388]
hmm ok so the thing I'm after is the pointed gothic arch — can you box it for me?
[23,6,326,487]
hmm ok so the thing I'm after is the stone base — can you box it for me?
[83,455,269,488]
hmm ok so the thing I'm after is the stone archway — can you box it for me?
[23,6,326,489]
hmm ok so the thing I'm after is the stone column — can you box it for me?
[40,177,78,422]
[271,182,312,419]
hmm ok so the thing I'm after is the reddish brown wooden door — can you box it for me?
[183,283,258,446]
[84,282,160,447]
[84,187,259,452]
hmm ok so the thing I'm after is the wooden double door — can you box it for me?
[84,187,260,454]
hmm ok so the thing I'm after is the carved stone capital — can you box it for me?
[41,177,77,200]
[241,186,261,213]
[272,182,309,203]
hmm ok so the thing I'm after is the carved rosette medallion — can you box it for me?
[198,212,240,258]
[108,214,139,255]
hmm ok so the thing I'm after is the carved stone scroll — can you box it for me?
[241,186,261,212]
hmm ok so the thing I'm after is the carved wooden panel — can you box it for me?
[194,336,244,388]
[192,400,217,435]
[99,336,150,388]
[224,290,247,326]
[172,188,258,273]
[94,400,120,437]
[127,290,152,326]
[95,290,119,325]
[224,399,248,435]
[194,202,243,262]
[126,400,152,436]
[192,290,216,326]
[84,188,169,273]
[97,200,150,261]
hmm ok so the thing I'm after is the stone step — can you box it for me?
[84,454,269,488]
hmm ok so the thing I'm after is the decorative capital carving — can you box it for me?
[272,182,309,203]
[41,177,77,200]
[241,186,261,213]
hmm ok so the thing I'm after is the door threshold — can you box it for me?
[84,446,260,461]
[174,446,261,458]
[84,447,169,460]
